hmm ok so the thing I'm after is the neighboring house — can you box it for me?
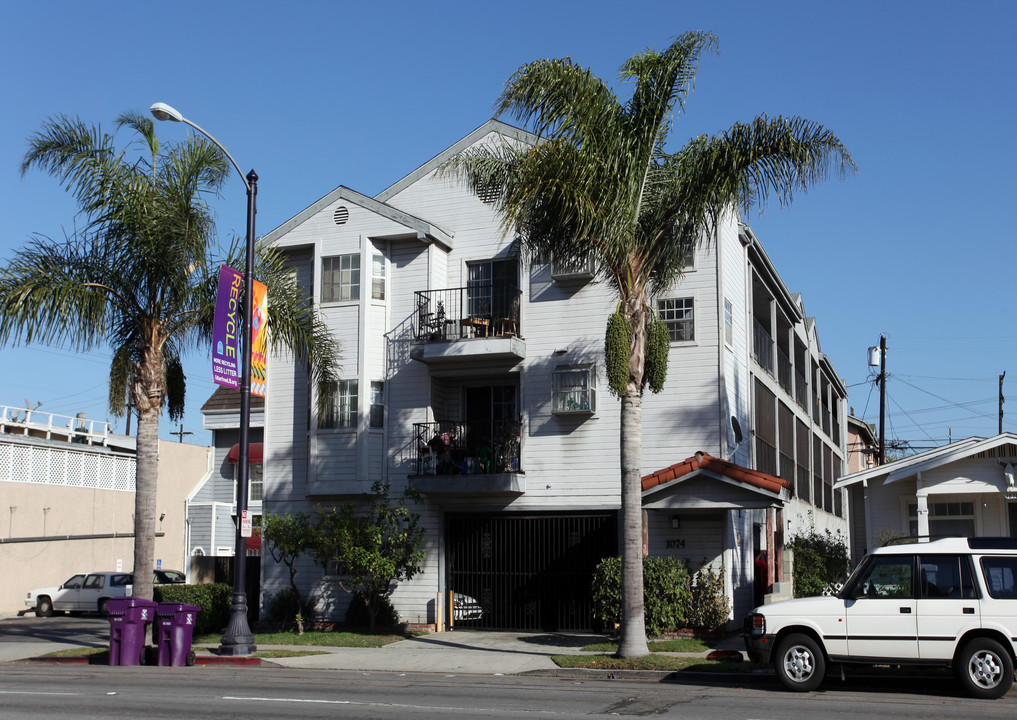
[189,387,264,574]
[844,414,880,560]
[259,120,849,631]
[836,433,1017,560]
[0,403,209,612]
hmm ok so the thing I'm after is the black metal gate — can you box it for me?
[446,512,616,631]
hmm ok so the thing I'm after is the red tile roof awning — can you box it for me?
[642,451,791,495]
[227,442,263,465]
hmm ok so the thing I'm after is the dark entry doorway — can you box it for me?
[446,512,616,631]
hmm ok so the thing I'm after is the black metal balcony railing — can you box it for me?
[752,319,774,376]
[414,419,522,476]
[777,348,792,395]
[794,370,808,411]
[415,284,522,342]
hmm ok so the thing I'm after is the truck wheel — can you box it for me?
[956,639,1014,699]
[36,596,54,618]
[775,633,826,692]
[98,598,109,616]
[186,650,196,666]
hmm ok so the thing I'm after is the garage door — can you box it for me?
[446,512,617,631]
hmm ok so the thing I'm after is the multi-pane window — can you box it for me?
[319,379,358,429]
[552,366,596,414]
[369,381,384,429]
[658,297,694,342]
[234,462,263,502]
[321,254,360,302]
[909,502,975,538]
[371,253,385,300]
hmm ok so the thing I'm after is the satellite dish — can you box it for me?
[731,416,743,444]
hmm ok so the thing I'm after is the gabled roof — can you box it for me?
[261,185,455,251]
[374,119,539,203]
[200,386,264,413]
[835,433,1017,488]
[642,451,791,496]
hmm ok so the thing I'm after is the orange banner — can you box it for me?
[251,279,267,397]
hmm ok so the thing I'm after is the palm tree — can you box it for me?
[2,112,339,602]
[442,31,855,656]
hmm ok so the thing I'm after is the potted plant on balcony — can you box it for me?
[494,420,521,472]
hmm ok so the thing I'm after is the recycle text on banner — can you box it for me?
[251,278,268,397]
[212,265,242,389]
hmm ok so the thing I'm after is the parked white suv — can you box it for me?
[744,537,1017,699]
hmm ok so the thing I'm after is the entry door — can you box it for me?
[464,385,517,469]
[844,554,918,659]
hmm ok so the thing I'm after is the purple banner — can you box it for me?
[212,265,243,389]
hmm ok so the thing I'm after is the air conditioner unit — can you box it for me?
[550,256,595,284]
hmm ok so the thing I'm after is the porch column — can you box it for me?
[915,491,930,539]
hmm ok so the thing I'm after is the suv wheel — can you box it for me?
[36,596,54,618]
[775,633,826,692]
[956,639,1014,699]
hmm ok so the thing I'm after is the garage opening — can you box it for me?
[446,512,617,631]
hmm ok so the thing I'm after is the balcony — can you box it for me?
[410,285,525,367]
[408,419,525,495]
[752,319,774,377]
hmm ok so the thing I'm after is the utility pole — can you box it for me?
[867,336,887,465]
[171,426,194,443]
[1000,371,1006,435]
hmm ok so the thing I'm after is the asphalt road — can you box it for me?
[0,664,1014,720]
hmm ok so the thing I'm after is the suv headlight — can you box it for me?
[745,612,766,635]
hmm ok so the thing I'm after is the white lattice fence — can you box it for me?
[0,440,136,493]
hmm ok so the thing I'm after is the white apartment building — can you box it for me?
[258,120,849,630]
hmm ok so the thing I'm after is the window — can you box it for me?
[371,253,385,300]
[856,555,913,599]
[320,379,358,429]
[919,555,976,599]
[552,366,596,414]
[981,556,1017,598]
[370,381,384,429]
[909,502,976,538]
[321,254,360,302]
[233,462,263,503]
[658,297,694,342]
[83,575,105,590]
[724,298,733,346]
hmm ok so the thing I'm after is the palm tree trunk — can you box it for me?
[617,386,649,657]
[133,404,158,601]
[131,347,163,602]
[617,297,650,658]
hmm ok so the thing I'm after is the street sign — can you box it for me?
[241,510,252,538]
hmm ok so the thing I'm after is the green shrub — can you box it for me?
[686,560,729,630]
[789,529,851,598]
[345,592,399,629]
[154,583,232,635]
[592,556,691,637]
[265,587,318,627]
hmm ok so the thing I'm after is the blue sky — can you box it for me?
[1,0,1014,451]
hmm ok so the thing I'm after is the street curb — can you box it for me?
[26,654,261,666]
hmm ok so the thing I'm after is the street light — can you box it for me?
[151,102,257,656]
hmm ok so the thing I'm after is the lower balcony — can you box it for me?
[408,420,525,495]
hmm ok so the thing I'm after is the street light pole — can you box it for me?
[150,102,257,655]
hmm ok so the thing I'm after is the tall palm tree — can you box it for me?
[442,31,855,656]
[2,112,339,601]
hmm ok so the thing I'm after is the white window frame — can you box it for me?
[552,365,596,415]
[371,253,386,301]
[724,298,734,347]
[319,379,359,429]
[369,380,384,429]
[658,297,695,343]
[233,462,263,503]
[321,254,360,303]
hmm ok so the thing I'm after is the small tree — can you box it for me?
[308,482,425,633]
[789,529,851,598]
[262,512,315,631]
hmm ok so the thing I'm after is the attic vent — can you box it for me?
[333,206,349,225]
[476,184,500,205]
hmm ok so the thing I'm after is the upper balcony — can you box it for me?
[410,285,525,367]
[408,419,525,495]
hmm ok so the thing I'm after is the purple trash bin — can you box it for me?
[107,596,157,666]
[156,602,201,667]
